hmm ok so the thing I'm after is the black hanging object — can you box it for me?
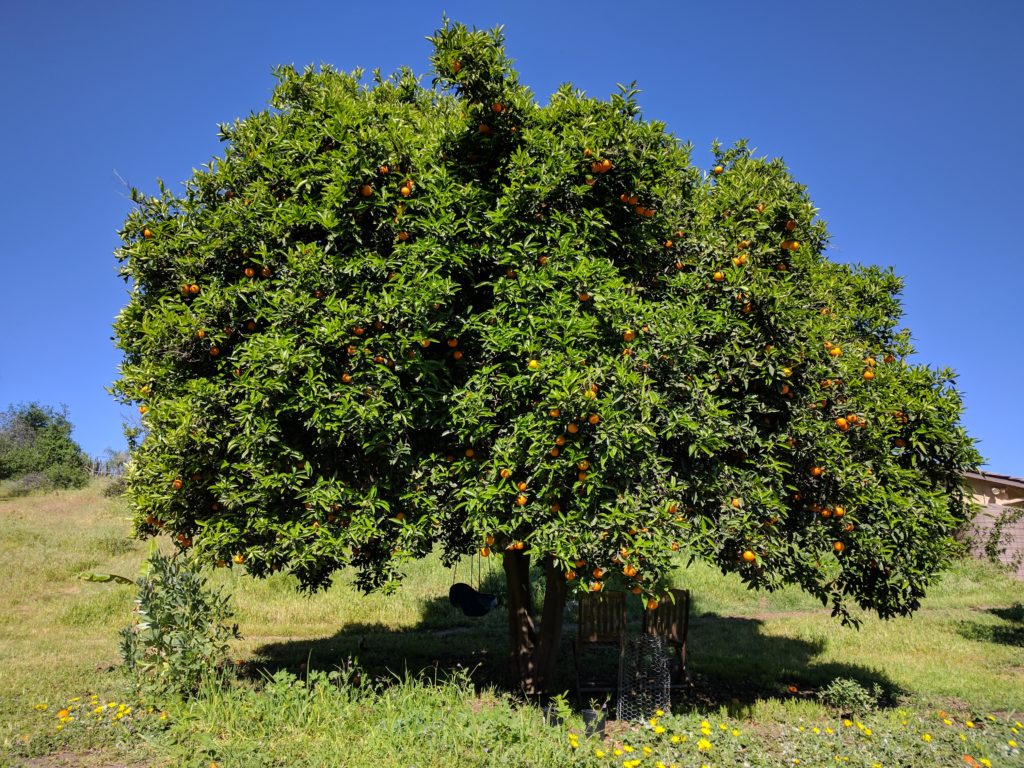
[449,582,498,617]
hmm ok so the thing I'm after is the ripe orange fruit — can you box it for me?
[821,508,832,518]
[209,347,220,357]
[360,184,373,197]
[549,447,560,457]
[664,240,673,248]
[623,329,635,342]
[565,570,577,581]
[713,271,725,282]
[884,354,895,364]
[451,60,462,74]
[833,541,845,553]
[480,546,490,557]
[478,123,491,134]
[555,435,567,446]
[500,468,512,479]
[835,418,849,431]
[600,158,612,172]
[590,581,603,592]
[189,283,200,295]
[341,373,352,383]
[261,266,272,278]
[138,405,148,415]
[567,422,579,434]
[810,466,824,477]
[863,370,875,381]
[464,448,475,458]
[731,498,742,509]
[516,494,527,506]
[486,534,495,546]
[834,506,846,518]
[756,203,765,213]
[492,102,504,114]
[829,346,842,357]
[786,219,797,231]
[527,359,540,370]
[233,553,245,564]
[623,564,638,577]
[399,185,411,197]
[397,231,409,242]
[577,472,588,482]
[592,567,604,579]
[894,438,907,448]
[742,550,757,563]
[713,165,724,174]
[516,481,528,492]
[588,414,600,425]
[579,292,591,301]
[244,267,256,278]
[646,597,659,610]
[732,254,748,267]
[583,148,593,157]
[142,228,153,239]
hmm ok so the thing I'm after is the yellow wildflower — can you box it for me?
[595,749,606,758]
[863,728,872,736]
[57,709,70,718]
[731,728,740,736]
[960,734,967,742]
[613,749,623,756]
[812,727,820,734]
[643,745,653,755]
[697,738,712,752]
[943,718,953,726]
[34,704,48,711]
[966,721,975,728]
[979,760,991,768]
[670,735,682,744]
[843,719,853,727]
[988,715,996,722]
[922,733,932,742]
[655,709,664,716]
[1009,740,1018,748]
[623,744,633,753]
[825,728,834,734]
[69,697,81,702]
[719,723,727,731]
[654,725,665,734]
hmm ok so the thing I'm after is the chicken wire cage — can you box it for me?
[616,634,671,721]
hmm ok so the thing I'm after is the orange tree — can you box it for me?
[113,21,980,694]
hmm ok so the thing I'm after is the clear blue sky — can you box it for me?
[1,0,1021,474]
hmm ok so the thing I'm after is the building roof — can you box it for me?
[964,470,1024,491]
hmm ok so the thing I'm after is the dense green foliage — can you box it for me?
[113,21,979,623]
[0,402,90,491]
[120,550,239,697]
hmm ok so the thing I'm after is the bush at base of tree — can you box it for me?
[0,403,90,492]
[120,550,240,698]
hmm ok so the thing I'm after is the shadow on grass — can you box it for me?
[248,589,903,713]
[957,603,1024,648]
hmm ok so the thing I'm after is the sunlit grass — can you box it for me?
[2,482,1022,764]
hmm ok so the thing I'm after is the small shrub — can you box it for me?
[4,471,50,497]
[102,476,128,497]
[818,677,883,714]
[120,551,240,698]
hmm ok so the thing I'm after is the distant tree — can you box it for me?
[0,403,91,490]
[113,21,980,694]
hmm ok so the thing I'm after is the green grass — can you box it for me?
[2,483,1022,766]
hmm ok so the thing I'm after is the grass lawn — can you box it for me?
[2,482,1022,766]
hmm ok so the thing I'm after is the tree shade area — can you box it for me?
[0,402,91,492]
[113,20,980,693]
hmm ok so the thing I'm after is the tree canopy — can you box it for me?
[0,402,91,491]
[113,21,979,690]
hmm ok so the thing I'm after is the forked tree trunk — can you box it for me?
[502,550,568,696]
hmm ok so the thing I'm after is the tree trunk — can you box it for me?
[502,550,568,697]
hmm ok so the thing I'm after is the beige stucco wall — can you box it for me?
[962,474,1024,579]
